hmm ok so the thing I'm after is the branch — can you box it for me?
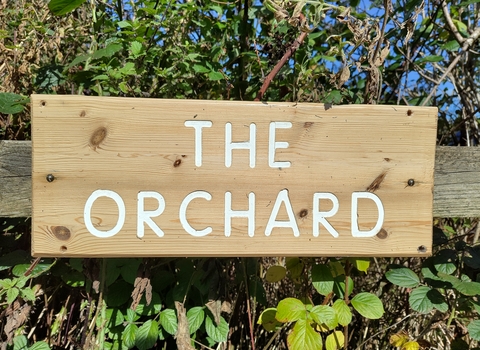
[442,1,465,45]
[421,26,480,106]
[254,14,308,101]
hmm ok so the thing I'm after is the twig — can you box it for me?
[254,14,308,101]
[422,25,480,106]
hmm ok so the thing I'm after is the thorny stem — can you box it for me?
[254,14,308,101]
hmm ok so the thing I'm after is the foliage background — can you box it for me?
[1,0,480,349]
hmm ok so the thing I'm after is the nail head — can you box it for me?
[46,174,55,182]
[407,179,415,186]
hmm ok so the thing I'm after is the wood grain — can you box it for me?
[0,141,31,217]
[4,143,475,219]
[30,95,437,257]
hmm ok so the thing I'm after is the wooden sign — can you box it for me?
[31,95,437,257]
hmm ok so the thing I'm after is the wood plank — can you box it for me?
[2,143,480,221]
[0,141,31,217]
[30,95,437,257]
[433,146,480,217]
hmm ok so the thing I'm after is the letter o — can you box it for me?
[84,190,126,238]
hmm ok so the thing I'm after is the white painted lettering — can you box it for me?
[351,192,384,237]
[84,189,125,238]
[265,189,299,237]
[137,191,165,238]
[184,120,213,167]
[313,193,339,238]
[225,192,255,237]
[269,122,291,168]
[179,191,213,237]
[225,122,256,168]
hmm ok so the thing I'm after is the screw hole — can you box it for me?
[60,245,67,252]
[41,100,46,107]
[418,245,427,253]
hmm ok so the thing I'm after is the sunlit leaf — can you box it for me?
[48,0,86,15]
[276,298,306,322]
[135,320,158,350]
[325,331,344,350]
[287,319,323,350]
[332,299,352,326]
[312,264,334,296]
[351,293,384,319]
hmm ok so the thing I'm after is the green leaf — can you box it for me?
[187,307,205,334]
[160,309,177,335]
[287,319,323,350]
[441,40,460,52]
[286,257,304,279]
[309,305,337,330]
[67,54,89,69]
[48,0,86,15]
[453,19,469,37]
[208,71,224,81]
[125,308,139,323]
[311,264,334,296]
[13,263,52,277]
[468,320,480,341]
[0,92,28,114]
[135,320,159,350]
[428,288,448,312]
[29,342,51,350]
[416,55,444,64]
[351,293,384,319]
[433,249,457,275]
[20,287,36,302]
[130,41,143,58]
[333,275,353,299]
[349,258,370,273]
[276,298,307,322]
[117,20,132,28]
[92,43,123,60]
[7,287,19,304]
[193,64,210,73]
[325,330,344,350]
[332,299,352,326]
[123,323,138,349]
[13,335,28,350]
[265,265,286,283]
[386,267,420,288]
[438,272,480,296]
[324,90,342,104]
[257,308,281,332]
[409,286,434,313]
[0,278,15,289]
[205,315,229,342]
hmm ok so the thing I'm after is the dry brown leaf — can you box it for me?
[4,302,31,344]
[130,276,151,310]
[337,64,351,88]
[221,301,232,314]
[174,301,195,350]
[206,300,222,326]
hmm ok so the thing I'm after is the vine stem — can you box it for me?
[254,14,308,101]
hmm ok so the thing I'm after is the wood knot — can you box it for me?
[304,122,314,129]
[90,127,107,150]
[80,110,86,117]
[376,228,388,239]
[52,226,71,241]
[174,159,182,167]
[299,209,308,218]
